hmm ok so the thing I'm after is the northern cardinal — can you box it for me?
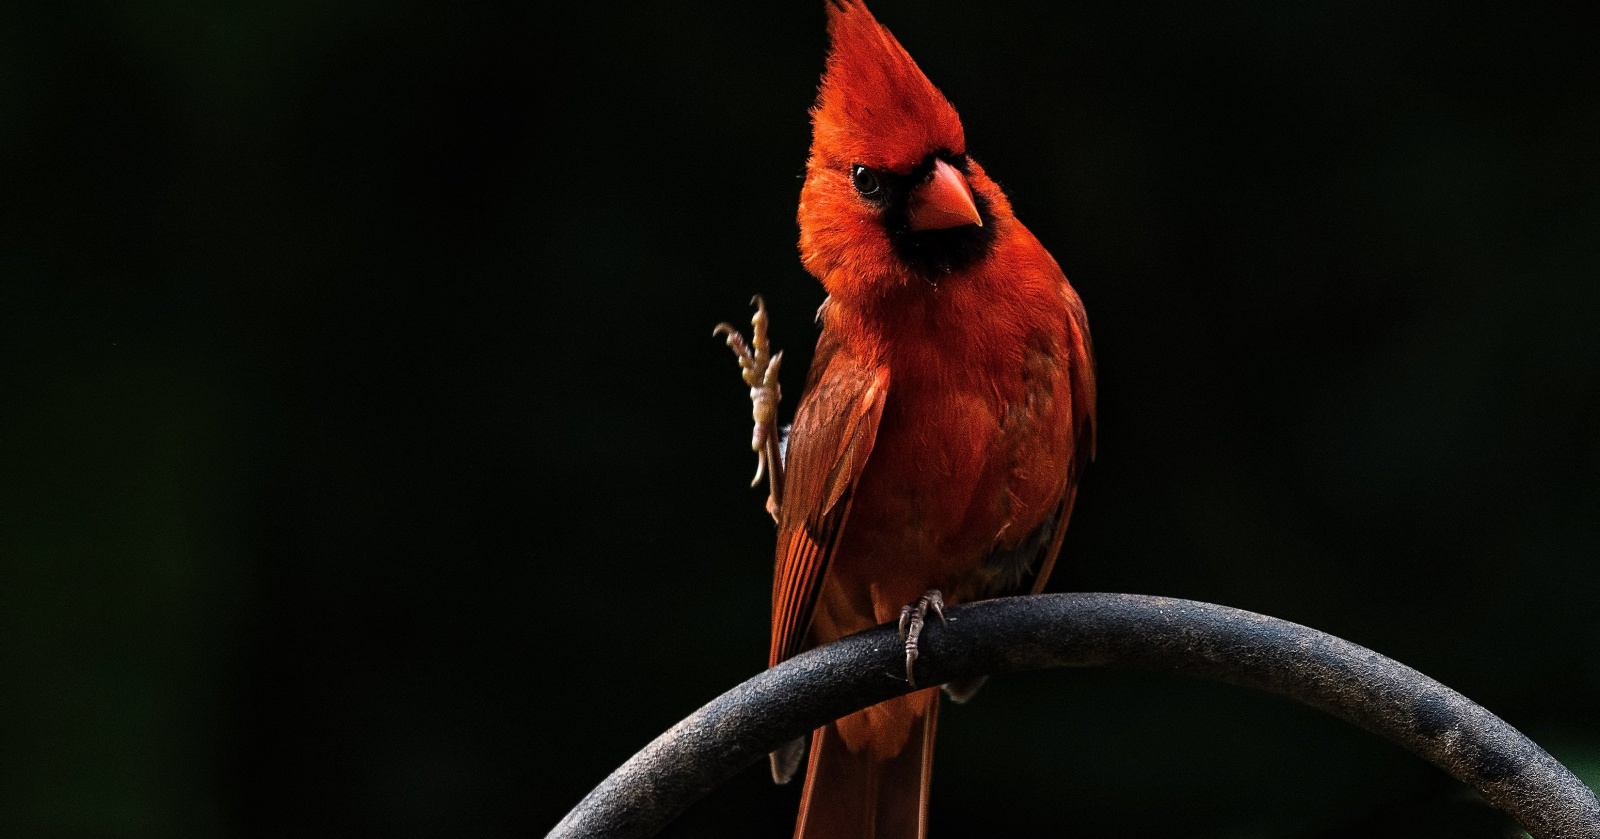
[716,1,1095,837]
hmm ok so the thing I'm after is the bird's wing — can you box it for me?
[769,324,889,668]
[977,279,1096,602]
[1023,279,1098,595]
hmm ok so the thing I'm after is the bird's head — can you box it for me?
[798,0,1009,297]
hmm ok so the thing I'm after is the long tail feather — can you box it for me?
[793,690,940,839]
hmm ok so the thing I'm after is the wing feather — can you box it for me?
[1025,281,1098,594]
[768,324,889,668]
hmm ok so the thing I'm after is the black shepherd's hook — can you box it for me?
[549,592,1600,839]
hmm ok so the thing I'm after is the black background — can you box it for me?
[3,0,1597,836]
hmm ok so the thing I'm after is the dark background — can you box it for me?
[3,0,1597,835]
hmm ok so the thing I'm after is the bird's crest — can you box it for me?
[812,0,965,174]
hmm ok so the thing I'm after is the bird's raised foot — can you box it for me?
[714,296,785,517]
[897,589,946,688]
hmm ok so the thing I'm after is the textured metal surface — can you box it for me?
[547,593,1600,838]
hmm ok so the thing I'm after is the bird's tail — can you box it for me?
[792,688,940,839]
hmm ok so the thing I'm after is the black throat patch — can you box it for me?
[868,153,999,280]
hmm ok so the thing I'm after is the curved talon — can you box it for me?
[898,590,945,688]
[717,297,786,518]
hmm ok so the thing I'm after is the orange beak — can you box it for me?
[907,159,983,231]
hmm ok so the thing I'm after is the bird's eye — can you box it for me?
[851,164,880,196]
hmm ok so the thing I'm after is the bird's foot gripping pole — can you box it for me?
[898,589,946,688]
[715,296,785,521]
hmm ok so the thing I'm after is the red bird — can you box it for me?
[717,1,1095,837]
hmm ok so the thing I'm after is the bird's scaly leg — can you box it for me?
[714,296,784,520]
[897,589,946,688]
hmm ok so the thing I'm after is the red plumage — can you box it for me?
[740,2,1096,837]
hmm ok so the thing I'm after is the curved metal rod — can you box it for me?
[548,593,1600,839]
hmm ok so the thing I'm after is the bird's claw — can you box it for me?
[897,590,946,688]
[716,296,785,515]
